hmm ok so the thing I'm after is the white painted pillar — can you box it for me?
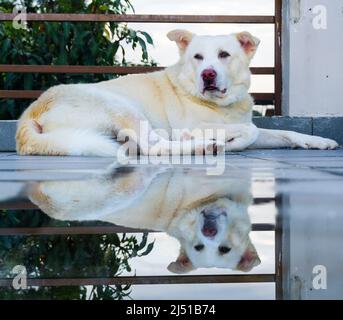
[282,0,343,116]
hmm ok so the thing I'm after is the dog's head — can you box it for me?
[167,198,260,274]
[167,30,260,106]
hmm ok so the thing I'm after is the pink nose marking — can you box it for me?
[202,227,218,237]
[201,69,217,81]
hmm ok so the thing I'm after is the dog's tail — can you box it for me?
[16,118,120,157]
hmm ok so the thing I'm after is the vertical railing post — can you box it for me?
[274,0,283,115]
[275,194,284,300]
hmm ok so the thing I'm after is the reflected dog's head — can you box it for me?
[167,198,260,274]
[167,29,260,106]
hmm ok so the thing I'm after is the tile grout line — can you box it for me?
[237,152,343,179]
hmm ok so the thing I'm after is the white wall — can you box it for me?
[282,191,343,300]
[283,0,343,116]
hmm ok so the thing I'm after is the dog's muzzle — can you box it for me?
[201,211,223,238]
[201,69,227,95]
[202,69,217,89]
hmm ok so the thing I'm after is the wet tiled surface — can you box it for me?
[0,150,343,300]
[3,117,343,150]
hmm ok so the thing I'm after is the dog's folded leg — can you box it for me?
[17,121,121,157]
[225,124,259,152]
[66,130,122,157]
[147,137,225,156]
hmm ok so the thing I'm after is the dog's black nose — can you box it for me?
[201,69,217,81]
[202,224,218,237]
[202,215,218,237]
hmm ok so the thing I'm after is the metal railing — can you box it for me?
[0,0,283,114]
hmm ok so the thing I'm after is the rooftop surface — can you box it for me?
[0,149,343,300]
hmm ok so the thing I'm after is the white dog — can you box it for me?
[16,30,338,156]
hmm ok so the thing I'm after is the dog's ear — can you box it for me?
[167,29,194,53]
[236,240,261,272]
[236,31,260,59]
[167,249,195,274]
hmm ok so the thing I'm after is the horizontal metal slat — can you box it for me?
[0,198,275,235]
[0,226,154,235]
[0,197,275,210]
[0,223,275,236]
[0,274,275,287]
[0,13,275,24]
[0,90,275,103]
[0,65,275,75]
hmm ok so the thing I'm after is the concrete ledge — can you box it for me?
[253,117,313,135]
[313,118,343,147]
[0,120,16,151]
[0,117,342,151]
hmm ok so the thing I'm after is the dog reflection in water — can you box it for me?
[28,167,260,274]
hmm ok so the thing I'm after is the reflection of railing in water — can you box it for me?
[0,274,275,287]
[0,197,275,210]
[0,197,276,234]
[0,224,276,235]
[0,195,283,300]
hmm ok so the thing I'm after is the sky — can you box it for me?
[126,0,275,93]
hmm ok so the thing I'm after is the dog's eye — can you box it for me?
[194,244,204,251]
[218,246,231,254]
[194,54,204,60]
[218,51,231,59]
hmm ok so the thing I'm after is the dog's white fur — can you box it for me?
[16,30,338,156]
[28,167,260,274]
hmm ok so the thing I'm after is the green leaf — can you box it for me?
[138,233,148,250]
[140,241,155,256]
[139,31,154,45]
[137,37,147,52]
[99,5,109,11]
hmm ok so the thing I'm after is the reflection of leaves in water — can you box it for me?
[0,210,154,300]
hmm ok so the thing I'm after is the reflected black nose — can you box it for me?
[202,215,218,237]
[201,69,217,82]
[201,226,218,238]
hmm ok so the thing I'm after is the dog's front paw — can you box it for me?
[290,134,339,150]
[194,140,225,155]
